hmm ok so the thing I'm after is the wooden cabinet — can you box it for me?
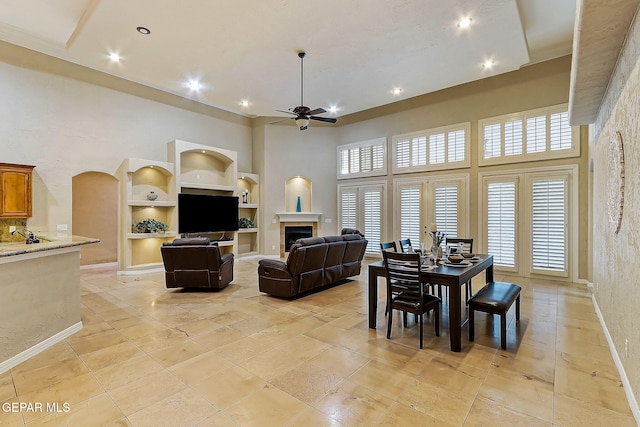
[0,163,35,218]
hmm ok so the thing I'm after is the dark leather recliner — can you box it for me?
[258,233,368,298]
[161,237,234,289]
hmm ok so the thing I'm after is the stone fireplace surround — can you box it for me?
[276,212,321,258]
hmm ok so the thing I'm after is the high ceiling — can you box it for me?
[0,0,575,119]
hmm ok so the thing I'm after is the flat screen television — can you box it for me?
[178,193,239,234]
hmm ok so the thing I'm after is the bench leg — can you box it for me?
[469,308,475,341]
[500,313,507,350]
[516,295,521,321]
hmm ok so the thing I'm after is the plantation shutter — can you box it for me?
[483,124,501,158]
[412,136,427,166]
[429,134,445,164]
[399,185,422,245]
[363,188,382,254]
[526,115,546,153]
[504,120,523,156]
[531,178,566,272]
[549,112,572,151]
[434,185,458,240]
[372,145,384,170]
[487,182,516,267]
[340,190,357,229]
[396,139,410,168]
[447,130,465,162]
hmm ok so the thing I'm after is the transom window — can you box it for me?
[479,104,579,166]
[392,123,470,173]
[338,137,387,179]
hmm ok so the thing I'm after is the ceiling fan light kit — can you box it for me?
[277,51,337,131]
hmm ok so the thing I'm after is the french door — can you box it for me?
[481,166,576,278]
[338,182,386,255]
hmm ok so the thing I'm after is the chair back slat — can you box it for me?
[398,238,412,253]
[383,251,423,302]
[380,241,398,253]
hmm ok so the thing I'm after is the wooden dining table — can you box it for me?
[367,254,494,352]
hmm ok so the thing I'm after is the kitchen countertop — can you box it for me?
[0,233,100,258]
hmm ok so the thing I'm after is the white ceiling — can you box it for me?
[0,0,576,119]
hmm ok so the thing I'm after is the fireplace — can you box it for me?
[284,226,313,252]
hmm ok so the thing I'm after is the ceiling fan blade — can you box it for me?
[268,118,292,125]
[307,108,326,116]
[276,109,296,115]
[309,116,337,123]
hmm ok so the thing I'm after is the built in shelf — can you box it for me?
[127,232,177,239]
[238,228,258,233]
[239,203,259,209]
[276,212,322,222]
[128,200,177,207]
[180,182,236,192]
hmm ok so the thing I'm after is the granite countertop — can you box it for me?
[0,233,100,258]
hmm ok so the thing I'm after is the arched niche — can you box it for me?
[285,176,312,212]
[72,171,118,265]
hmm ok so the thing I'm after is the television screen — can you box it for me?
[178,193,239,234]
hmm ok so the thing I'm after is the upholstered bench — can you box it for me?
[468,281,521,350]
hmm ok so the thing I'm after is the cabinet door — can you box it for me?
[1,169,32,217]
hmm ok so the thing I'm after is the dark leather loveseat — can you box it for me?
[161,237,234,289]
[258,234,368,298]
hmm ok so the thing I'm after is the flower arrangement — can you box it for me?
[425,223,447,246]
[238,217,255,228]
[133,218,168,233]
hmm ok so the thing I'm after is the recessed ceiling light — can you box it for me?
[136,26,151,35]
[108,52,121,62]
[392,87,403,96]
[240,100,250,108]
[458,17,472,28]
[328,106,339,114]
[483,60,494,69]
[187,80,201,91]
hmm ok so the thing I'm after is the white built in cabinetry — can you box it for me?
[167,140,238,255]
[237,172,259,257]
[117,158,177,272]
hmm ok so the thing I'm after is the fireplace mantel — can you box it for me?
[276,212,322,223]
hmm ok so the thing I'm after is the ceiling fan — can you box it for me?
[277,51,337,131]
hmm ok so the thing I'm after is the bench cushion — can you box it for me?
[469,281,521,312]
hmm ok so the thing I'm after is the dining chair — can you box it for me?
[446,237,474,303]
[380,241,398,252]
[383,251,441,349]
[398,238,412,253]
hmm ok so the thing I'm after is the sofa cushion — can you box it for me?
[297,237,326,246]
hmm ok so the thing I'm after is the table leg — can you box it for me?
[368,265,378,329]
[486,263,494,283]
[448,283,462,352]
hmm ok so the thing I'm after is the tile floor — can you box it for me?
[0,258,636,426]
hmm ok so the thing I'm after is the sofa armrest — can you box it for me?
[221,253,234,265]
[258,259,292,279]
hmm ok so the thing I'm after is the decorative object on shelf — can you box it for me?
[426,224,446,260]
[296,195,302,212]
[239,217,255,229]
[133,218,168,233]
[146,191,158,201]
[607,130,625,234]
[241,189,249,204]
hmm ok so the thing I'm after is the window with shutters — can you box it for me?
[337,138,387,179]
[393,176,468,251]
[528,174,569,277]
[398,184,422,245]
[392,122,470,173]
[338,182,385,255]
[479,104,579,166]
[485,180,518,270]
[434,185,458,240]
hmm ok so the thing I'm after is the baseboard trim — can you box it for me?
[0,322,83,374]
[592,295,640,424]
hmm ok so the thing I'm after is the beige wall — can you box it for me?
[335,56,589,279]
[0,41,253,239]
[257,124,339,255]
[591,7,640,408]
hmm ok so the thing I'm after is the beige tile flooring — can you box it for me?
[1,258,637,426]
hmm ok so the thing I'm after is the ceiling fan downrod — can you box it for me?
[298,51,305,109]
